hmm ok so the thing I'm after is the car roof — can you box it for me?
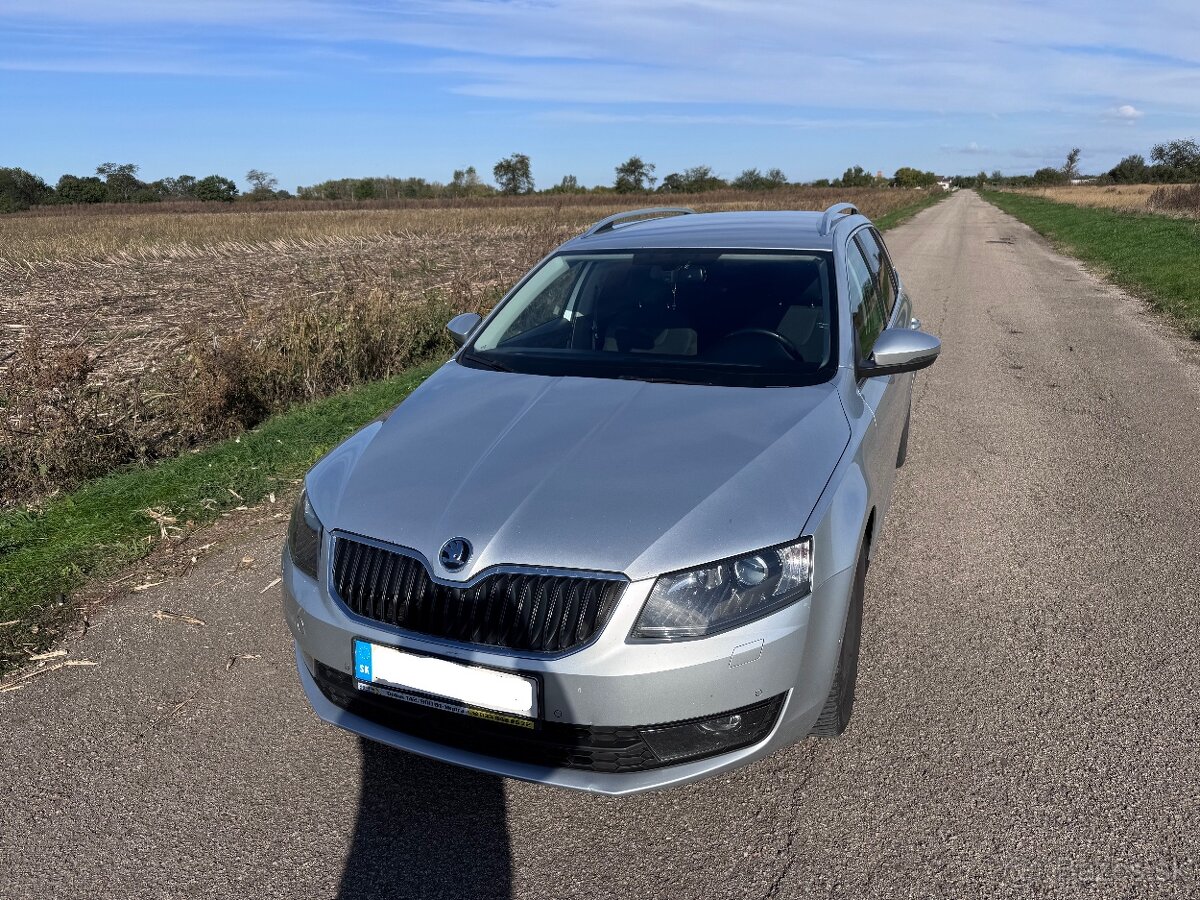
[556,208,872,253]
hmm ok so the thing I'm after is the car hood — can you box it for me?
[309,361,850,582]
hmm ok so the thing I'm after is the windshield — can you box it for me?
[463,249,837,387]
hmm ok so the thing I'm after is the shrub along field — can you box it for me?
[981,189,1200,339]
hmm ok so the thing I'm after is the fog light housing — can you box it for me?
[638,694,785,764]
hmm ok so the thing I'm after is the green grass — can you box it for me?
[874,190,947,231]
[981,190,1200,339]
[0,363,438,656]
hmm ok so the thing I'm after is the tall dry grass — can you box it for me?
[0,276,469,503]
[1148,184,1200,215]
[1010,183,1200,216]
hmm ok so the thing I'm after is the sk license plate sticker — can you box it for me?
[353,639,538,729]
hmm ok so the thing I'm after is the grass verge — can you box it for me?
[981,190,1200,339]
[0,362,437,666]
[873,190,947,231]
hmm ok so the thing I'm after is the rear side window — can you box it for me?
[845,243,886,360]
[855,228,897,318]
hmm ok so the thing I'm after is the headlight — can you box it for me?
[287,488,324,580]
[631,537,813,641]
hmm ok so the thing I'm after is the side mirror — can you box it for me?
[858,327,941,378]
[446,312,483,348]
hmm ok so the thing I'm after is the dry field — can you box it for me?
[0,187,928,504]
[1010,183,1200,215]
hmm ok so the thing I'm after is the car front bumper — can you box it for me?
[282,549,856,795]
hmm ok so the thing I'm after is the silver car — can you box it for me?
[282,203,940,795]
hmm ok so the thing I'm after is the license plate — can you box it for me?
[352,639,539,728]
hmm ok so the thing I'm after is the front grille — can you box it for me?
[331,536,626,653]
[313,662,784,774]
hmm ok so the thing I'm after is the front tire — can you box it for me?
[808,548,866,737]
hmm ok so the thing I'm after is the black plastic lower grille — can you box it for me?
[313,662,784,774]
[331,536,625,653]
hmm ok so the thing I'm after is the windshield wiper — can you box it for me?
[613,374,697,385]
[460,352,514,373]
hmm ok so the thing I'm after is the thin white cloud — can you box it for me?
[539,110,929,129]
[0,57,283,77]
[1109,104,1145,120]
[941,141,989,154]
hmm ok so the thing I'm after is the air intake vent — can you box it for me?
[331,536,626,653]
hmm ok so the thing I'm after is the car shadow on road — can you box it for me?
[338,738,511,900]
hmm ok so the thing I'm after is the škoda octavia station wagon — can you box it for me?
[282,204,940,794]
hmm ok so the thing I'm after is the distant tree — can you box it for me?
[658,165,726,193]
[493,153,535,195]
[732,167,788,190]
[150,174,199,199]
[449,166,490,197]
[810,178,832,188]
[245,169,279,200]
[1062,148,1082,181]
[734,168,792,190]
[658,172,684,192]
[352,179,376,200]
[976,170,989,187]
[55,173,107,204]
[891,167,939,188]
[1150,138,1200,180]
[0,167,53,212]
[1108,154,1149,184]
[733,168,766,190]
[96,162,138,178]
[395,177,439,198]
[545,174,583,194]
[193,174,239,202]
[96,162,142,202]
[686,165,725,191]
[614,156,656,192]
[1032,166,1067,186]
[839,165,875,188]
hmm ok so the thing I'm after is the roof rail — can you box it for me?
[582,207,696,238]
[818,202,860,236]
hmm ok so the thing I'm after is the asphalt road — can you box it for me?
[3,190,1198,899]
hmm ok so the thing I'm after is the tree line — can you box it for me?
[951,138,1200,189]
[2,153,945,214]
[0,162,290,212]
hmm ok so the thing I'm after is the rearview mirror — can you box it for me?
[858,327,941,378]
[446,313,483,348]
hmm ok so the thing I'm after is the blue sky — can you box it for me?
[2,0,1198,192]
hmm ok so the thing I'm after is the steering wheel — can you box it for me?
[723,328,804,361]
